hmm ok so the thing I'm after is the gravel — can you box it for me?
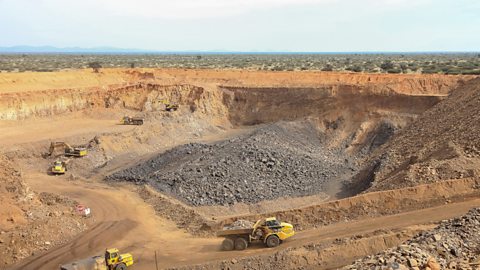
[344,208,480,270]
[108,120,393,206]
[223,220,254,230]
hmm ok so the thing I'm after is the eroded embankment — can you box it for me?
[134,177,480,236]
[216,177,480,231]
[170,229,420,270]
[0,83,226,120]
[221,86,445,125]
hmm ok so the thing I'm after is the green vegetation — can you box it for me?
[0,53,479,75]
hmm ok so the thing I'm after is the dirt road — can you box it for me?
[9,170,480,270]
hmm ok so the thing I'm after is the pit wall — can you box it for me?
[152,69,474,95]
[221,86,445,125]
[0,83,226,120]
[0,69,473,121]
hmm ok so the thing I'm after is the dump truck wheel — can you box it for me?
[222,238,234,251]
[115,263,126,270]
[234,237,248,250]
[266,235,280,248]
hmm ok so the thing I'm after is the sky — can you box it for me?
[0,0,479,52]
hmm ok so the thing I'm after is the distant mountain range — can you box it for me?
[0,46,478,54]
[0,46,152,53]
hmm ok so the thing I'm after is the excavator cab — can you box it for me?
[65,147,87,157]
[105,248,134,270]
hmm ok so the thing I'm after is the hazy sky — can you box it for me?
[1,0,479,52]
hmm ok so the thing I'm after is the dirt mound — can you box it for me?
[345,208,480,270]
[108,118,396,206]
[0,157,89,266]
[354,78,480,192]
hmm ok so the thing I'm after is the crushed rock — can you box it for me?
[344,207,480,270]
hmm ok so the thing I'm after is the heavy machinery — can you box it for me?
[51,160,67,175]
[159,99,178,112]
[120,116,144,125]
[165,103,178,112]
[217,217,295,251]
[49,142,87,157]
[60,248,134,270]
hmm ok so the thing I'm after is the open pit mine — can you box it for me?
[1,69,480,270]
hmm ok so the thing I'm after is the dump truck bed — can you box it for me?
[60,255,106,270]
[216,228,253,237]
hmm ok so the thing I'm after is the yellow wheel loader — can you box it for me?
[60,248,133,270]
[217,217,295,251]
[51,160,67,175]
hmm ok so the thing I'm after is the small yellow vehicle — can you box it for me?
[158,99,178,112]
[51,160,67,175]
[217,217,295,250]
[60,248,134,270]
[165,103,178,112]
[105,248,134,270]
[120,116,144,125]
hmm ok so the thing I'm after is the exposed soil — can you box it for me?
[353,78,480,192]
[0,156,89,266]
[1,68,479,270]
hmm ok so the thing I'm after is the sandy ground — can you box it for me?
[10,169,480,270]
[1,69,479,269]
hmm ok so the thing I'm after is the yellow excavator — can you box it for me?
[49,142,87,157]
[60,248,134,270]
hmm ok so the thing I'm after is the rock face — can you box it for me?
[344,208,480,270]
[361,78,480,192]
[108,119,395,206]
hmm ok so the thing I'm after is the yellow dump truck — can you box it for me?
[217,217,295,250]
[60,248,133,270]
[120,116,144,125]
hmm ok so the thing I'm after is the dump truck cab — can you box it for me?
[252,217,295,247]
[105,248,134,270]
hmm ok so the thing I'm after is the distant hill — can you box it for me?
[0,46,152,54]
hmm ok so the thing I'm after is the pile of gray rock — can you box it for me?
[108,121,360,206]
[344,208,480,270]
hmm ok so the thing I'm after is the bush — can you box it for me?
[380,60,395,71]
